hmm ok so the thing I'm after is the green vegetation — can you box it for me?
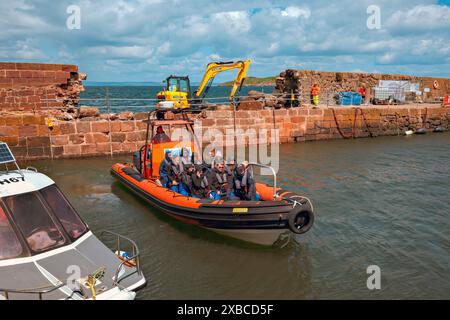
[219,76,276,86]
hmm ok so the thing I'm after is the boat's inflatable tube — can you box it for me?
[111,163,315,245]
[433,126,444,133]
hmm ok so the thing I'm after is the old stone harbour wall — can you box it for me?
[1,105,449,160]
[1,62,449,161]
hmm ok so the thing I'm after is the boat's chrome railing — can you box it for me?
[248,162,278,200]
[99,230,142,287]
[0,283,67,300]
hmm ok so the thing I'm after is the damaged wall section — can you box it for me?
[0,62,85,112]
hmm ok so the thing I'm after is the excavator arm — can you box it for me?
[194,60,251,102]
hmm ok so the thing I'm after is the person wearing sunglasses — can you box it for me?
[207,161,236,200]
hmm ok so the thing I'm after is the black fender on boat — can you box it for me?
[287,201,315,234]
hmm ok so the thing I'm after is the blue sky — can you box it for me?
[1,0,449,82]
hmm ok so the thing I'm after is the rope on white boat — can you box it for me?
[285,195,314,213]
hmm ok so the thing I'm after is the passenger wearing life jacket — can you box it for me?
[186,165,210,199]
[159,150,172,187]
[179,147,191,172]
[168,155,189,195]
[233,161,260,201]
[152,126,171,144]
[311,84,320,106]
[179,163,195,197]
[207,161,233,200]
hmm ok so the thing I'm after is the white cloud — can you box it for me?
[211,11,251,33]
[281,6,311,19]
[387,5,450,31]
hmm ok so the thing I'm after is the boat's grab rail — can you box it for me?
[0,283,67,300]
[248,162,278,200]
[98,230,142,286]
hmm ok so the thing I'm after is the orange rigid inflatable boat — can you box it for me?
[111,115,314,246]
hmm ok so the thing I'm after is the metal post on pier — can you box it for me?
[106,88,113,158]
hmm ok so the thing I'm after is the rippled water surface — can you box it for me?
[26,133,450,299]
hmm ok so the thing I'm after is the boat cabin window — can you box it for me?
[0,205,23,260]
[4,192,67,253]
[40,185,87,241]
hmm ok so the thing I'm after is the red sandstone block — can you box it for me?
[0,62,16,70]
[121,142,138,152]
[134,112,148,120]
[61,65,78,73]
[52,146,64,157]
[110,142,122,152]
[19,125,37,137]
[111,132,126,143]
[86,132,109,144]
[134,121,147,131]
[274,109,288,116]
[76,121,91,133]
[110,121,121,132]
[27,147,46,158]
[309,109,323,116]
[54,71,70,79]
[120,121,135,132]
[31,71,46,78]
[59,122,76,134]
[126,131,145,142]
[27,136,50,147]
[200,119,215,127]
[15,63,42,71]
[43,71,56,79]
[95,143,112,153]
[0,126,18,137]
[213,110,233,118]
[5,70,20,78]
[36,125,50,137]
[3,115,22,126]
[81,144,97,154]
[39,64,62,71]
[216,119,232,126]
[69,134,85,145]
[91,121,110,133]
[22,114,45,125]
[291,116,306,123]
[51,135,69,146]
[19,70,33,78]
[64,145,81,155]
[0,136,19,146]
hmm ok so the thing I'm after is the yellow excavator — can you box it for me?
[156,60,251,112]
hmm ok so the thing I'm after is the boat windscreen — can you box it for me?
[3,192,67,253]
[0,205,23,260]
[40,185,88,241]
